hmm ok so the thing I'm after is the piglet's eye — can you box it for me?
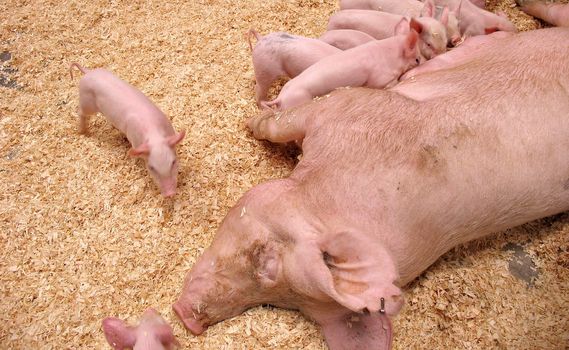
[149,165,156,172]
[171,160,177,167]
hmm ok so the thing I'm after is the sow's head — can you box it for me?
[173,180,403,348]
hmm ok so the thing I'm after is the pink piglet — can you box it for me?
[70,63,185,198]
[102,308,179,350]
[264,18,422,111]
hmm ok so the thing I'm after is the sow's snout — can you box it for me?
[172,298,209,335]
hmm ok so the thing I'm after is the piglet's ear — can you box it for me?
[128,143,150,157]
[403,30,419,58]
[294,231,403,316]
[154,325,180,348]
[485,27,499,34]
[394,18,410,36]
[410,17,424,34]
[440,6,450,26]
[168,130,186,147]
[496,10,508,19]
[421,0,435,17]
[102,317,136,350]
[456,0,464,16]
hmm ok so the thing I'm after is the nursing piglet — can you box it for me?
[517,0,569,27]
[327,8,448,58]
[102,308,179,350]
[339,0,462,46]
[319,29,375,50]
[247,30,341,107]
[70,63,185,198]
[264,19,421,111]
[422,0,485,8]
[400,31,511,81]
[340,0,423,14]
[435,0,516,36]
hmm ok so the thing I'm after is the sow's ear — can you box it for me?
[252,241,281,287]
[301,231,404,316]
[102,317,136,350]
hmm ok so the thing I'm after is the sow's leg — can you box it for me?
[517,1,569,27]
[247,107,309,143]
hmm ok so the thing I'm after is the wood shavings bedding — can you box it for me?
[0,0,566,349]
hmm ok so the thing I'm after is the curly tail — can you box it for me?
[69,62,88,79]
[246,28,262,51]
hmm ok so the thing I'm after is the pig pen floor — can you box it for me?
[1,0,568,349]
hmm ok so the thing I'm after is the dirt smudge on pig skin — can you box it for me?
[416,144,446,175]
[563,178,569,190]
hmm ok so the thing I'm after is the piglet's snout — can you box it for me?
[160,179,177,198]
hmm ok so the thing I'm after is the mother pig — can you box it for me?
[173,27,569,349]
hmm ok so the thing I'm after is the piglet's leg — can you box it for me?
[253,70,279,108]
[77,91,98,134]
[518,1,569,27]
[247,107,307,144]
[78,111,89,134]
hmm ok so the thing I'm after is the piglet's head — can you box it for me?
[102,308,179,350]
[129,130,185,198]
[414,0,449,58]
[445,7,462,46]
[174,180,403,349]
[394,18,424,73]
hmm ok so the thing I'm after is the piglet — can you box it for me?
[338,0,461,46]
[319,29,375,50]
[327,6,448,59]
[517,0,569,27]
[435,0,516,36]
[421,0,485,8]
[247,29,341,108]
[400,30,512,80]
[70,63,185,198]
[340,0,423,14]
[102,308,179,350]
[263,19,421,111]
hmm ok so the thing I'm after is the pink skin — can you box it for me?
[319,29,376,50]
[247,29,341,108]
[340,0,423,14]
[70,64,185,198]
[173,27,569,350]
[102,308,179,350]
[327,7,448,59]
[470,0,485,7]
[262,20,422,111]
[517,0,569,27]
[421,0,486,7]
[434,0,517,36]
[339,0,461,46]
[399,30,512,81]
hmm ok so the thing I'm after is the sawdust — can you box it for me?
[0,0,567,349]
